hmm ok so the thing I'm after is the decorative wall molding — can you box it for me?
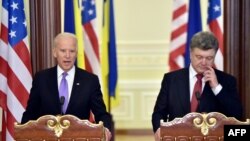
[112,80,161,129]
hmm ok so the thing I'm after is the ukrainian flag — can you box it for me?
[102,0,119,111]
[64,0,85,69]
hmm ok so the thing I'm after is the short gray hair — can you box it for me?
[53,32,78,48]
[190,31,219,52]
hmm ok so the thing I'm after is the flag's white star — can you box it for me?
[214,5,220,12]
[23,20,27,27]
[88,9,94,15]
[91,0,95,5]
[82,6,85,11]
[9,30,16,38]
[10,16,17,24]
[11,2,18,10]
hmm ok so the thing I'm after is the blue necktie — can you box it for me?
[59,72,68,114]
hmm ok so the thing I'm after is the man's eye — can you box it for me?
[196,56,202,59]
[206,57,214,61]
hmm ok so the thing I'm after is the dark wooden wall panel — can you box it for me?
[29,0,61,74]
[225,0,250,119]
[241,0,250,118]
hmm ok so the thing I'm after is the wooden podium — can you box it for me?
[160,112,250,141]
[14,115,105,141]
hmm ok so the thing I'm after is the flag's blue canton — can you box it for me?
[7,0,27,47]
[3,0,9,9]
[208,0,221,23]
[82,0,96,24]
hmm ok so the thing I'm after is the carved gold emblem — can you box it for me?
[193,113,217,135]
[47,116,70,137]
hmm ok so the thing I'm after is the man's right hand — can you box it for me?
[154,128,161,141]
[105,128,112,141]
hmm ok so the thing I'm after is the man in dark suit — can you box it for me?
[152,31,243,140]
[21,32,111,140]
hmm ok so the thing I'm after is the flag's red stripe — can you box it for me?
[0,90,7,111]
[83,23,100,61]
[13,41,33,75]
[84,54,93,73]
[209,20,224,52]
[173,5,187,19]
[1,109,17,141]
[169,61,181,71]
[169,44,186,71]
[2,112,6,141]
[0,57,29,108]
[0,24,8,44]
[171,24,187,40]
[170,44,186,58]
[6,108,17,140]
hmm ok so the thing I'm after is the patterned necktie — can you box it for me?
[191,74,203,112]
[59,72,68,114]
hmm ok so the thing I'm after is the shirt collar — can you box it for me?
[57,65,75,78]
[189,65,199,79]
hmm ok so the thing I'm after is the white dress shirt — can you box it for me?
[57,66,75,103]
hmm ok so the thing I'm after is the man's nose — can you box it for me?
[65,51,70,57]
[201,58,207,65]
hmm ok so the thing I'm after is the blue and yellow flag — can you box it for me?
[64,0,85,69]
[102,0,119,111]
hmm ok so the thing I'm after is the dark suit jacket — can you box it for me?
[21,66,111,130]
[152,68,243,132]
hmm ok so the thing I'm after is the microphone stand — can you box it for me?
[195,92,201,112]
[60,96,65,115]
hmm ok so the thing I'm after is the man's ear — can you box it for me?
[52,47,57,58]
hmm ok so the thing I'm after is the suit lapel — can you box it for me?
[177,69,191,113]
[67,68,82,112]
[48,66,61,110]
[202,82,213,96]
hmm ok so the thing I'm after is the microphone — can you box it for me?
[195,92,201,111]
[60,96,65,115]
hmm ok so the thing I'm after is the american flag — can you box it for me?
[169,0,223,71]
[169,0,188,71]
[81,0,99,122]
[81,0,101,78]
[0,0,32,141]
[208,0,224,70]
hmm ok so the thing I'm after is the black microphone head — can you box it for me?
[60,96,65,105]
[195,92,201,100]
